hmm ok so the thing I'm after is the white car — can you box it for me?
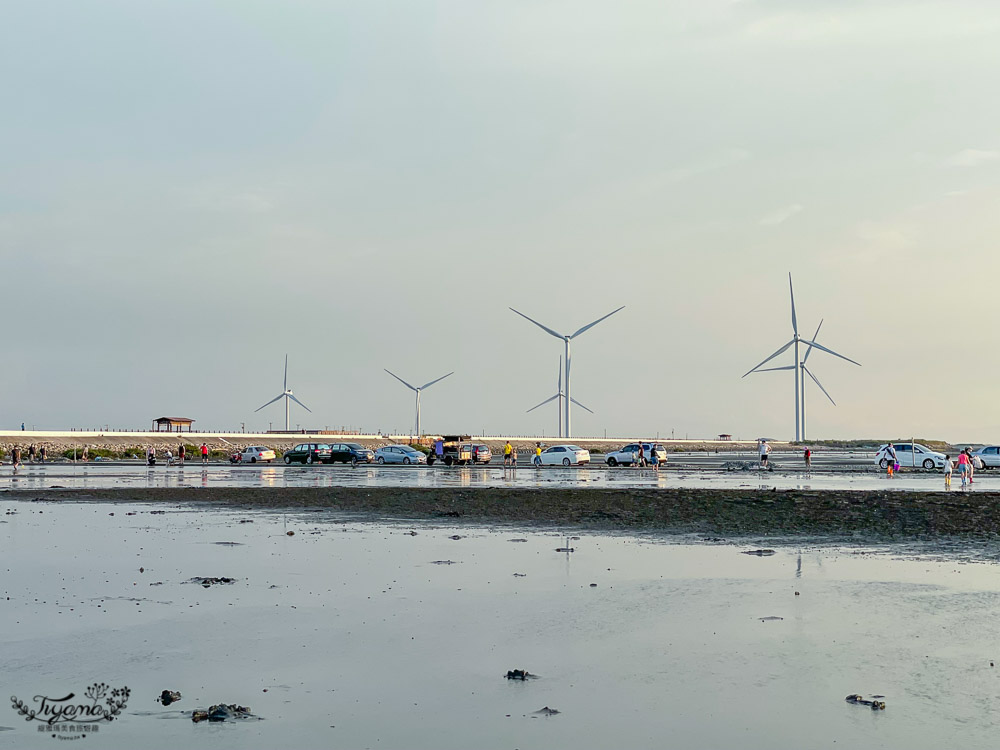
[537,445,590,466]
[375,445,428,465]
[874,443,947,470]
[971,446,1000,468]
[240,446,276,463]
[605,443,667,467]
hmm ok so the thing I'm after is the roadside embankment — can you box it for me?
[12,486,1000,537]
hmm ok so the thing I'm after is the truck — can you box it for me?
[427,435,473,466]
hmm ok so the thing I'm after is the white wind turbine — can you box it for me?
[526,356,593,438]
[742,274,860,441]
[510,306,624,438]
[384,369,454,439]
[255,354,311,432]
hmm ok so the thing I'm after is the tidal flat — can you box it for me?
[2,498,1000,749]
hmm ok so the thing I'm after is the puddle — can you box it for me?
[1,500,999,749]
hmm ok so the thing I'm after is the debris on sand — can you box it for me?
[555,546,574,553]
[430,560,458,565]
[508,538,528,543]
[759,616,784,622]
[158,690,182,706]
[505,669,537,680]
[448,535,463,540]
[742,549,776,556]
[187,577,236,587]
[192,704,258,722]
[845,694,886,710]
[532,706,560,716]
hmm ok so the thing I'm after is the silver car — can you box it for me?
[971,446,1000,468]
[375,445,428,465]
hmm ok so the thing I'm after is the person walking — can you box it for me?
[39,445,46,463]
[200,442,209,465]
[943,455,953,489]
[637,443,646,468]
[178,444,186,466]
[803,446,812,469]
[28,444,35,463]
[12,446,22,474]
[884,443,897,477]
[503,441,513,468]
[534,443,543,467]
[165,448,174,467]
[650,446,660,472]
[433,438,444,465]
[511,444,518,470]
[969,448,980,484]
[957,449,970,487]
[81,445,89,462]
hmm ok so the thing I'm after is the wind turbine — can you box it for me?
[384,369,453,439]
[510,305,624,438]
[742,274,860,440]
[526,356,593,438]
[255,354,311,432]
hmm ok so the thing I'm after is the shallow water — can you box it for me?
[2,500,1000,749]
[0,461,985,493]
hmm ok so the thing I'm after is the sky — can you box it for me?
[3,0,1000,442]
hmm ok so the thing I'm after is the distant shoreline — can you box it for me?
[11,486,1000,538]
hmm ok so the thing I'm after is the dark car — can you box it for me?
[326,442,375,466]
[282,443,332,465]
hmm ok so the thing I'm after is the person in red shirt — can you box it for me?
[200,443,209,465]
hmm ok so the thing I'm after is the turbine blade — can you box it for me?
[255,393,285,412]
[752,365,796,372]
[287,393,312,413]
[384,369,417,391]
[803,365,836,406]
[509,308,564,339]
[419,371,454,390]
[742,339,795,378]
[557,356,562,391]
[569,396,594,414]
[802,320,824,364]
[807,340,861,367]
[526,394,560,413]
[789,273,798,336]
[283,354,288,391]
[570,306,625,339]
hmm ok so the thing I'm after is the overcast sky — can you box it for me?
[3,1,999,442]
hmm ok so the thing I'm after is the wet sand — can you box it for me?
[11,486,1000,537]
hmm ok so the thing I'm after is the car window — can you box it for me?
[347,444,363,450]
[568,446,582,451]
[293,444,304,451]
[896,444,911,452]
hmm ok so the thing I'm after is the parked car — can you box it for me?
[470,444,492,464]
[605,443,666,467]
[971,446,1000,468]
[375,445,428,465]
[326,443,375,465]
[538,445,591,466]
[874,442,947,470]
[235,446,276,464]
[283,443,333,465]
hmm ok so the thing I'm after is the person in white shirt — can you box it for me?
[758,440,770,469]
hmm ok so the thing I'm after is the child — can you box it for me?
[943,455,952,488]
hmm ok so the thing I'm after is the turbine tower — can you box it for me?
[255,354,311,432]
[742,274,860,440]
[526,356,593,438]
[510,305,623,438]
[384,369,453,438]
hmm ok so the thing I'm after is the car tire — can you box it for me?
[307,455,313,465]
[404,457,411,465]
[923,459,935,470]
[878,459,889,470]
[352,458,358,467]
[251,457,257,464]
[608,457,618,467]
[284,456,291,465]
[444,456,453,466]
[376,456,385,465]
[563,458,571,466]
